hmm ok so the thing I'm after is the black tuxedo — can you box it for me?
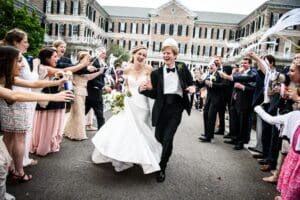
[230,69,256,145]
[217,66,233,134]
[141,62,193,171]
[85,58,106,129]
[196,71,227,139]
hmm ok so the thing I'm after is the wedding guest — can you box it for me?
[91,45,162,174]
[31,47,68,156]
[1,28,39,167]
[197,61,227,142]
[0,46,68,183]
[255,105,300,200]
[140,38,195,182]
[220,57,256,150]
[85,47,112,130]
[64,51,104,140]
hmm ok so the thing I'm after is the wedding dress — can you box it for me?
[91,74,162,174]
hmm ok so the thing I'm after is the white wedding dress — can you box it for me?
[91,74,162,174]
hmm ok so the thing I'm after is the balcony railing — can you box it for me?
[44,35,103,46]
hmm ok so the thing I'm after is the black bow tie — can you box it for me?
[166,68,175,73]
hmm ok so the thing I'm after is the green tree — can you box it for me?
[13,6,45,56]
[0,0,15,37]
[107,44,130,66]
[0,0,44,56]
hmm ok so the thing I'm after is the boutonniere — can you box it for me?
[177,63,183,72]
[210,72,216,81]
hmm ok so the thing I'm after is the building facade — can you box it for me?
[29,0,300,69]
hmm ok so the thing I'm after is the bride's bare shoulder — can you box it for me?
[123,64,133,75]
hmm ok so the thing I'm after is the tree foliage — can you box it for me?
[107,44,130,66]
[0,0,44,56]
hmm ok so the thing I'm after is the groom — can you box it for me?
[139,38,195,182]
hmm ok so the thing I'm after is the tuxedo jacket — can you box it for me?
[196,71,227,105]
[231,68,256,110]
[86,59,106,102]
[141,62,193,126]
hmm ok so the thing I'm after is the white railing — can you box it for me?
[44,35,103,46]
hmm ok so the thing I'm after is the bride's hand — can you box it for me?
[139,80,152,91]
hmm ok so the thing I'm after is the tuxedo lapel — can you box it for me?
[175,63,185,90]
[158,67,164,93]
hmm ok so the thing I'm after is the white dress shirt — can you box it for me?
[163,65,183,97]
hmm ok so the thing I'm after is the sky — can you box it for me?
[97,0,268,15]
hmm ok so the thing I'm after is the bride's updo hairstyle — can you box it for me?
[129,45,147,63]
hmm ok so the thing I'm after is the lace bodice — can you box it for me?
[125,74,150,110]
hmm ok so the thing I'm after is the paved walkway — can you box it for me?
[7,109,278,200]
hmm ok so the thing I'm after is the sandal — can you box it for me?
[12,173,32,183]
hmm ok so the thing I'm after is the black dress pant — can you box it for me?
[155,96,184,171]
[85,98,105,130]
[203,99,219,139]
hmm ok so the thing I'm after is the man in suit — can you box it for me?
[85,47,111,130]
[139,38,195,182]
[225,57,256,150]
[197,61,227,142]
[213,56,233,136]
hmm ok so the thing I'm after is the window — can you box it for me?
[131,23,136,34]
[218,29,224,40]
[73,25,79,36]
[204,46,210,56]
[154,42,160,52]
[47,23,53,35]
[270,12,279,27]
[182,25,186,36]
[216,47,222,56]
[161,24,165,35]
[46,0,52,13]
[120,22,126,33]
[169,24,174,35]
[142,23,149,35]
[194,27,199,38]
[283,40,291,57]
[186,26,189,36]
[177,25,182,36]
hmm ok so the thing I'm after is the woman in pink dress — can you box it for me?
[31,47,67,156]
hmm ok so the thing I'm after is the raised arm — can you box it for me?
[248,52,268,75]
[0,87,74,102]
[14,77,65,88]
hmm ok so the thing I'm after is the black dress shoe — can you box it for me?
[224,140,236,145]
[252,154,265,159]
[156,171,165,182]
[233,144,244,150]
[223,134,232,139]
[199,134,213,139]
[214,131,224,135]
[199,136,211,143]
[248,147,263,154]
[258,159,269,165]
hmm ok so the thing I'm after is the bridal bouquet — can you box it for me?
[103,89,132,114]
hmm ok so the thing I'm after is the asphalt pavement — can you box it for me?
[7,109,278,200]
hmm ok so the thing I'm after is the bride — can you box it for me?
[91,46,162,174]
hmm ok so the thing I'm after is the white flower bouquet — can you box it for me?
[103,89,132,114]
